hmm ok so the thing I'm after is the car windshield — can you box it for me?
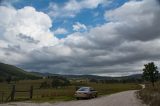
[78,87,90,91]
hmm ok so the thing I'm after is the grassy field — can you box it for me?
[0,79,141,103]
[138,82,160,106]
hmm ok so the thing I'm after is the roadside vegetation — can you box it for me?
[0,77,141,103]
[138,82,160,106]
[138,62,160,106]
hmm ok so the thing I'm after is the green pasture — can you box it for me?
[0,79,141,103]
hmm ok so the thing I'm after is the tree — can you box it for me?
[40,81,51,88]
[89,79,98,83]
[51,76,70,88]
[142,62,159,87]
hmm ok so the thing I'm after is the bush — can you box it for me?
[51,76,70,88]
[40,81,51,88]
[139,82,160,106]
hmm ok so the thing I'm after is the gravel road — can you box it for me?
[1,90,146,106]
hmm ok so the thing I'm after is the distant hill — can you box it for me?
[30,72,112,80]
[30,71,143,81]
[1,62,159,83]
[30,72,59,77]
[0,63,41,82]
[121,74,142,79]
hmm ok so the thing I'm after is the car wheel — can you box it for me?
[95,94,98,98]
[88,94,92,99]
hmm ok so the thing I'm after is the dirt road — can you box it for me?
[1,90,146,106]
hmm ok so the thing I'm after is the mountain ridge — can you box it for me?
[0,62,145,82]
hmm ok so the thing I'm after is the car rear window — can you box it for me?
[78,87,89,91]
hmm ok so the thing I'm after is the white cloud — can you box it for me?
[105,0,160,41]
[80,0,104,9]
[0,0,20,7]
[1,0,160,76]
[0,6,58,50]
[105,0,159,22]
[54,28,68,35]
[73,22,87,31]
[48,0,107,18]
[0,6,59,64]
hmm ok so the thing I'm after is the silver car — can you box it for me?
[75,87,98,99]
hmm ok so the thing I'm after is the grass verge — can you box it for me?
[138,82,160,106]
[0,81,141,103]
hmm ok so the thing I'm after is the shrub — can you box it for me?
[40,81,51,88]
[51,76,70,88]
[139,82,160,106]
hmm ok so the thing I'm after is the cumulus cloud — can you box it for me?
[73,22,87,32]
[54,28,68,35]
[0,6,59,48]
[0,6,59,63]
[1,0,160,76]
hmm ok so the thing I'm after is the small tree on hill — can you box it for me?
[142,62,159,87]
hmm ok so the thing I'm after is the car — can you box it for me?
[75,87,98,99]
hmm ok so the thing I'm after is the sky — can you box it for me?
[0,0,160,76]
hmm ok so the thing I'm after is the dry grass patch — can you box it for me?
[138,82,160,106]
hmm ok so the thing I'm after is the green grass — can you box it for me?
[87,83,141,96]
[0,79,141,103]
[32,96,75,103]
[138,82,160,106]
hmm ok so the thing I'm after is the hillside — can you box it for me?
[0,63,41,82]
[0,62,144,83]
[30,72,113,80]
[31,71,145,82]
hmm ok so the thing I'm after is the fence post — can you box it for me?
[1,92,4,103]
[2,92,4,103]
[30,86,33,99]
[11,85,15,101]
